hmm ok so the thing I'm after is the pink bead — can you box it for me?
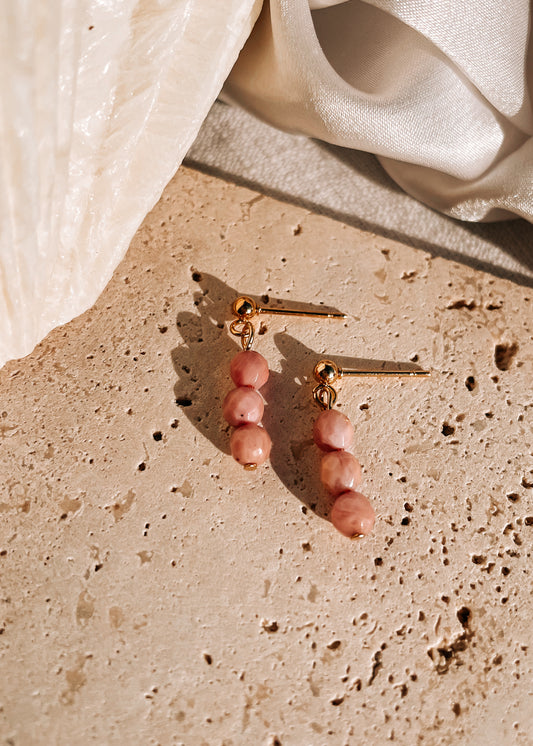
[230,350,269,389]
[230,423,272,467]
[313,409,354,451]
[320,450,362,495]
[223,387,264,427]
[330,491,375,537]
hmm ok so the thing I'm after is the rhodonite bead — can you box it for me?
[330,491,375,537]
[230,350,269,389]
[230,423,271,467]
[223,387,264,427]
[320,450,362,495]
[313,409,354,451]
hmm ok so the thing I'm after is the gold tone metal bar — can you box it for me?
[257,306,346,319]
[340,368,430,377]
[233,296,346,320]
[314,360,430,386]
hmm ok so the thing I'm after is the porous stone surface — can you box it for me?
[0,167,531,745]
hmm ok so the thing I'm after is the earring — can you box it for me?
[224,296,345,470]
[313,359,430,539]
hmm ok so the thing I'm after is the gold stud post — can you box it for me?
[232,296,346,320]
[313,358,430,409]
[339,368,430,377]
[314,359,430,382]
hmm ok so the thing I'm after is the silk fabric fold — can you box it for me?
[224,0,533,222]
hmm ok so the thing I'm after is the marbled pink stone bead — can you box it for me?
[230,423,271,467]
[313,409,354,452]
[330,491,375,537]
[320,450,362,495]
[223,387,264,427]
[230,350,269,389]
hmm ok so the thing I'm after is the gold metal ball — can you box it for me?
[232,296,257,319]
[314,359,340,384]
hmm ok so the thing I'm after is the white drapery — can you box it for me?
[224,0,533,222]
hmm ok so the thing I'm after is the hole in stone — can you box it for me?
[401,517,410,526]
[507,493,519,502]
[442,423,455,436]
[457,606,471,627]
[176,398,192,407]
[472,555,486,565]
[192,271,202,282]
[465,376,476,391]
[447,299,476,310]
[261,295,270,304]
[494,342,518,371]
[138,462,146,471]
[152,431,163,441]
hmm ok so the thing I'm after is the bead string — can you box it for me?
[224,310,271,470]
[312,373,374,539]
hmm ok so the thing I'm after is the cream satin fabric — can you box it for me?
[224,0,533,222]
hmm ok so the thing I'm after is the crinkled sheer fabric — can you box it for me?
[223,0,533,222]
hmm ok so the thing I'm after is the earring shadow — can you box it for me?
[171,273,246,456]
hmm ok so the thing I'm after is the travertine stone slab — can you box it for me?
[0,167,532,745]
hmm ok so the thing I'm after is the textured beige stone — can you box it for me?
[0,167,532,745]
